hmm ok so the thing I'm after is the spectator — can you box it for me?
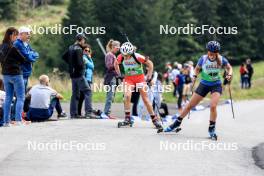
[103,39,120,118]
[169,62,180,97]
[182,63,192,105]
[174,70,185,113]
[0,78,5,126]
[246,58,254,89]
[187,60,195,79]
[62,33,94,118]
[163,62,172,85]
[13,26,39,91]
[27,75,67,121]
[239,63,249,89]
[78,44,95,117]
[0,27,27,127]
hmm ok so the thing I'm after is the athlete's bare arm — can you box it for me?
[144,59,153,81]
[225,63,233,81]
[194,65,201,77]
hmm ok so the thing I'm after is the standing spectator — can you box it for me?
[62,33,94,118]
[27,75,67,121]
[163,62,172,85]
[13,26,39,91]
[0,78,5,126]
[182,63,192,105]
[240,63,249,89]
[78,44,94,116]
[187,60,195,79]
[246,58,254,89]
[174,70,185,113]
[103,39,120,118]
[169,62,180,97]
[0,27,27,127]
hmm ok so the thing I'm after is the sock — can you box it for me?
[150,115,157,121]
[170,116,183,129]
[125,111,131,121]
[209,121,216,132]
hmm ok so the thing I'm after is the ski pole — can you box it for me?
[187,77,197,119]
[228,82,235,119]
[96,38,106,56]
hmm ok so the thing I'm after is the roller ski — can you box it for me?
[208,121,218,140]
[117,118,133,128]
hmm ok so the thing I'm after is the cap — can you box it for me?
[18,26,31,34]
[76,33,87,41]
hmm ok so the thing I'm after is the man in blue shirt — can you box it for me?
[13,26,39,92]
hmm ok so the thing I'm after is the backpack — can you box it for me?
[118,53,143,76]
[120,53,142,65]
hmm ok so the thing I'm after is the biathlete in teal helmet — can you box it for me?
[159,41,233,140]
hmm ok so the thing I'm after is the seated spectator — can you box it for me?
[27,75,67,121]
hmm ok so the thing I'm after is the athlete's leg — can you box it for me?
[210,92,221,122]
[138,83,163,130]
[163,83,207,132]
[208,92,221,139]
[124,82,134,119]
[138,84,155,116]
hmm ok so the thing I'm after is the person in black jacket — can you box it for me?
[246,58,254,89]
[62,33,95,119]
[0,27,29,127]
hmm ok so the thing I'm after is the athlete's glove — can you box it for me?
[116,75,124,80]
[192,75,197,84]
[225,74,232,82]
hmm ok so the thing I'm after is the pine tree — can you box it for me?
[0,0,18,20]
[217,0,255,60]
[190,0,220,44]
[170,0,202,61]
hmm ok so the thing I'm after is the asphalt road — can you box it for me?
[0,100,263,176]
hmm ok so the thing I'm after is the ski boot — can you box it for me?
[208,122,218,140]
[160,116,183,133]
[117,118,133,128]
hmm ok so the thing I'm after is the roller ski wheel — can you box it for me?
[157,126,182,133]
[209,132,218,140]
[175,127,182,133]
[208,123,217,140]
[117,119,133,128]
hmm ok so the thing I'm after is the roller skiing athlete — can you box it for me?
[114,42,163,132]
[158,41,233,140]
